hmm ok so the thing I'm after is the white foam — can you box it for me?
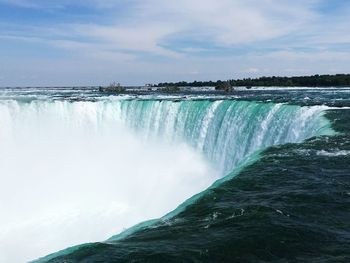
[0,100,217,263]
[316,150,350,157]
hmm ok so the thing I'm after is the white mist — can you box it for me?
[0,100,217,263]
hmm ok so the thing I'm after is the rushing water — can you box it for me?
[0,87,349,262]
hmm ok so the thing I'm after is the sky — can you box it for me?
[0,0,349,86]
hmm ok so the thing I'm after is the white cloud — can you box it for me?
[133,0,320,46]
[266,50,350,62]
[71,23,182,57]
[1,0,349,86]
[0,0,326,56]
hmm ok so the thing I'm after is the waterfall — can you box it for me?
[0,98,333,263]
[116,99,331,174]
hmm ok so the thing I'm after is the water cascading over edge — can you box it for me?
[0,98,334,263]
[116,99,332,175]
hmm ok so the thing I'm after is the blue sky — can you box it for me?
[0,0,349,86]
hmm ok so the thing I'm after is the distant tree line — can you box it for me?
[155,74,350,88]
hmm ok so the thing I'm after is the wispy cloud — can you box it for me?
[0,0,349,85]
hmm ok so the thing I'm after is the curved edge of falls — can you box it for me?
[30,99,336,263]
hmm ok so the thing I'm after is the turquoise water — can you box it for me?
[0,88,349,262]
[115,99,332,175]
